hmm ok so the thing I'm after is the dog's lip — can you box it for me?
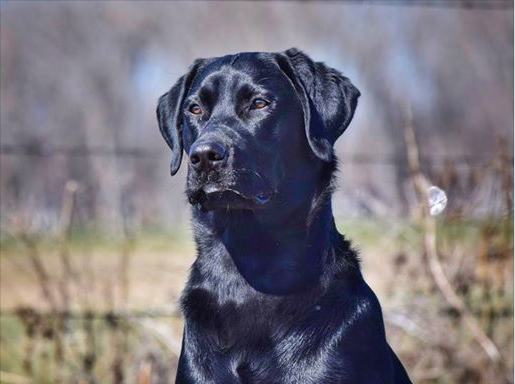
[204,185,273,205]
[188,185,274,208]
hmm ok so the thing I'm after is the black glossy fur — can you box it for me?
[157,48,412,383]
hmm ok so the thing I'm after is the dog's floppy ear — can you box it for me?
[276,48,360,162]
[157,59,204,175]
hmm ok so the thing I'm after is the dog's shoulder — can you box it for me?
[322,272,385,334]
[272,277,394,381]
[276,273,383,344]
[323,278,394,374]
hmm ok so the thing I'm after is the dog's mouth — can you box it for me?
[188,185,273,211]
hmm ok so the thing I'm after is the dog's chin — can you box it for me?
[188,185,273,211]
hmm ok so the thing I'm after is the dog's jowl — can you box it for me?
[157,48,412,384]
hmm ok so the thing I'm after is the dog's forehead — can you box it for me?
[190,52,283,92]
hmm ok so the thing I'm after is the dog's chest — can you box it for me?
[181,287,349,383]
[183,286,278,345]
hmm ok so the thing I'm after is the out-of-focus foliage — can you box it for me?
[0,2,513,384]
[1,1,513,228]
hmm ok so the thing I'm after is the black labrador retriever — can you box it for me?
[157,48,412,384]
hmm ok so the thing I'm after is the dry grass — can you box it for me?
[1,215,512,384]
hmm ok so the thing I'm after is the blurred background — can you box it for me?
[0,1,513,383]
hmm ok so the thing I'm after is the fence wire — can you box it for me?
[1,144,510,166]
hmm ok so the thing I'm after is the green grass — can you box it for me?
[2,216,511,257]
[0,224,195,257]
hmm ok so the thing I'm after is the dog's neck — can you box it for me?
[192,164,352,296]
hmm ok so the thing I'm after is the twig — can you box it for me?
[137,360,153,384]
[497,137,513,214]
[57,180,79,311]
[20,235,59,314]
[402,102,503,365]
[384,311,431,343]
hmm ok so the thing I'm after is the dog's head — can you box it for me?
[157,48,360,211]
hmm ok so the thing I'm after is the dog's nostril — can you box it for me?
[208,150,224,162]
[190,154,201,164]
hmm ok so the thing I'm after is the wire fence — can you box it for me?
[349,0,513,9]
[1,144,510,166]
[0,308,179,320]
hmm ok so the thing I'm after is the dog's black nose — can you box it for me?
[189,141,227,171]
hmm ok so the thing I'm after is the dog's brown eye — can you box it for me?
[189,104,203,115]
[252,98,268,110]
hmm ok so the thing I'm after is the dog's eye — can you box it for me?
[189,104,203,115]
[251,98,268,110]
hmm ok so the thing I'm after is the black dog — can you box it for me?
[157,48,412,384]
